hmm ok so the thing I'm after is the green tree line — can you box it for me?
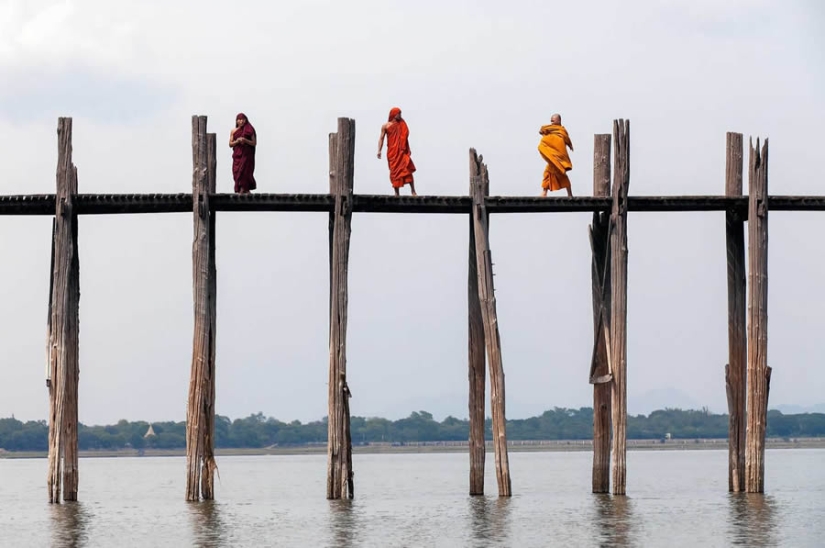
[1,408,823,452]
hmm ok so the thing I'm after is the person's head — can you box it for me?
[236,113,248,127]
[551,113,561,125]
[388,107,402,122]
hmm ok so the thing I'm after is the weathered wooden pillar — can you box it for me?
[327,117,355,500]
[469,149,511,497]
[609,119,630,496]
[468,152,488,496]
[47,117,81,503]
[342,375,354,498]
[203,132,218,499]
[589,133,612,494]
[186,116,218,501]
[724,132,747,493]
[328,133,336,315]
[745,138,771,493]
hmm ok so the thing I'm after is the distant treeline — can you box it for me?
[1,408,823,452]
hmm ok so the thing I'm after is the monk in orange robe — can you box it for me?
[538,113,574,197]
[377,107,417,196]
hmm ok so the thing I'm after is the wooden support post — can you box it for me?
[745,138,771,493]
[328,133,336,316]
[589,134,612,494]
[342,376,354,499]
[46,218,56,385]
[610,119,630,496]
[468,152,488,496]
[63,212,79,504]
[203,132,218,499]
[724,132,746,493]
[186,117,218,501]
[469,149,511,497]
[47,117,81,503]
[327,117,355,500]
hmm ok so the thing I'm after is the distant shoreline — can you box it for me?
[2,438,823,459]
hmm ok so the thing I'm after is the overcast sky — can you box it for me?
[0,0,823,425]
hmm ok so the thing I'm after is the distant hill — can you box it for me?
[2,407,823,453]
[772,403,825,414]
[629,387,704,416]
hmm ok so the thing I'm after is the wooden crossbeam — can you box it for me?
[3,193,825,216]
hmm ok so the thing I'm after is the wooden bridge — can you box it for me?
[0,115,799,502]
[4,192,825,215]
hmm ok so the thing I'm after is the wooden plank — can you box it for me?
[610,119,630,496]
[724,132,746,493]
[328,134,336,327]
[63,159,80,502]
[46,117,80,503]
[5,193,825,216]
[338,119,355,501]
[590,133,612,494]
[46,212,59,502]
[745,138,771,493]
[342,374,354,498]
[185,116,217,501]
[470,149,511,497]
[202,132,218,500]
[327,118,355,500]
[45,218,55,387]
[326,132,337,498]
[467,151,487,496]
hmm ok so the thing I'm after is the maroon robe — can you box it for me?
[232,113,257,193]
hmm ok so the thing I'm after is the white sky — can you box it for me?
[0,0,823,424]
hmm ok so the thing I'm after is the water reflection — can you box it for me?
[50,501,91,548]
[328,500,357,548]
[592,495,637,548]
[728,493,778,547]
[188,500,228,548]
[468,496,513,545]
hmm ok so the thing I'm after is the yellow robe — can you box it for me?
[538,124,573,191]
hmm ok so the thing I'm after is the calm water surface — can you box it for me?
[1,449,823,547]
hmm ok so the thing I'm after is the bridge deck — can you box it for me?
[1,193,824,216]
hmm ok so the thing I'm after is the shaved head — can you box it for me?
[551,113,562,124]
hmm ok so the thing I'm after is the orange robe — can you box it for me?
[385,111,416,188]
[538,124,573,192]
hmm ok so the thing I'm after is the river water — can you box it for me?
[0,449,822,547]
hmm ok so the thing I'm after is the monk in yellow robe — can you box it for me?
[538,113,574,197]
[377,107,417,196]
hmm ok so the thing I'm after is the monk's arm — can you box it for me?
[376,124,387,159]
[246,132,257,147]
[228,129,237,148]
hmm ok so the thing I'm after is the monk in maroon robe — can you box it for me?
[229,113,257,193]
